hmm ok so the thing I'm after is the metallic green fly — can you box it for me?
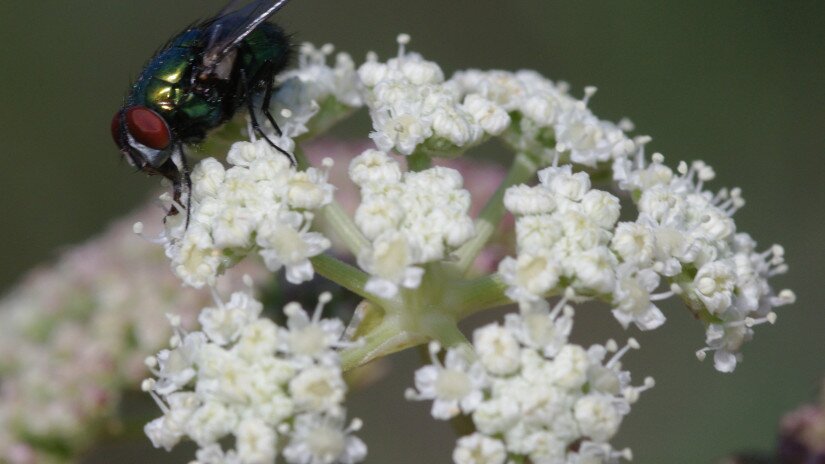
[112,0,295,221]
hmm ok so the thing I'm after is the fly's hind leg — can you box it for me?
[260,67,283,137]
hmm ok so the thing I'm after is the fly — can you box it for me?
[111,0,295,222]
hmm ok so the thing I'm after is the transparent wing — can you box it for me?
[202,0,291,67]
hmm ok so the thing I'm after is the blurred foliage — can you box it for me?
[1,1,823,463]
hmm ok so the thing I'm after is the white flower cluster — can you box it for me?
[349,149,476,298]
[0,208,265,463]
[143,291,366,464]
[160,139,334,288]
[613,153,795,371]
[499,164,621,302]
[451,71,635,166]
[499,155,793,371]
[358,35,510,156]
[407,297,653,464]
[271,43,363,138]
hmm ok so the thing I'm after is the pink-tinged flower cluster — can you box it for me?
[0,208,267,463]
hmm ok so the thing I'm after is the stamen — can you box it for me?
[607,338,639,368]
[132,221,168,244]
[313,291,332,323]
[744,312,777,328]
[677,160,689,176]
[347,418,364,433]
[141,378,169,414]
[617,448,633,461]
[771,289,796,306]
[428,341,443,367]
[618,118,635,132]
[605,339,618,353]
[633,135,652,168]
[650,289,675,301]
[768,264,788,277]
[652,152,665,165]
[550,289,574,319]
[396,33,411,58]
[583,86,597,105]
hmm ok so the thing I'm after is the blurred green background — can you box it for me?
[1,1,824,463]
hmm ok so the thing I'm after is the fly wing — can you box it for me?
[201,0,291,69]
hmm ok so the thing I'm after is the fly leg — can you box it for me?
[162,143,192,228]
[260,66,283,137]
[240,68,296,165]
[177,144,192,228]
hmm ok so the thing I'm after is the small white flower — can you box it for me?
[507,298,574,357]
[550,345,590,390]
[498,251,561,302]
[611,266,666,331]
[452,433,507,464]
[406,342,486,420]
[504,185,557,216]
[186,402,237,447]
[354,197,404,240]
[283,414,367,464]
[462,94,510,135]
[153,332,205,395]
[611,221,656,268]
[145,416,184,451]
[574,394,622,442]
[473,324,522,376]
[233,318,280,362]
[358,231,424,298]
[566,247,617,295]
[257,211,331,284]
[289,366,347,414]
[371,108,432,155]
[199,291,263,346]
[348,149,402,186]
[693,260,736,314]
[472,397,520,435]
[172,225,223,288]
[538,165,591,202]
[581,190,620,230]
[191,158,226,201]
[236,417,277,464]
[287,168,335,210]
[281,293,346,362]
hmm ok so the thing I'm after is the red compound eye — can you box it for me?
[124,106,171,150]
[111,111,124,149]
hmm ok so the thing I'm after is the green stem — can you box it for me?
[295,146,370,256]
[310,254,382,305]
[423,313,470,348]
[318,201,371,256]
[340,315,425,370]
[449,274,513,320]
[452,152,538,274]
